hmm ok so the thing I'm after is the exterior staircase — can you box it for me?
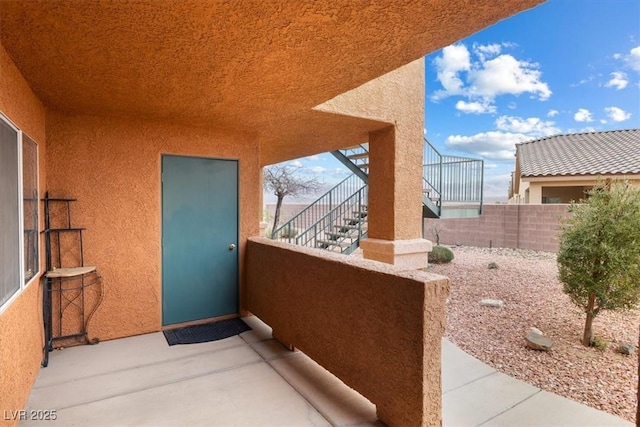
[272,174,368,254]
[271,138,483,253]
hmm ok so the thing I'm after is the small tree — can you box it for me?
[263,164,321,239]
[557,180,640,347]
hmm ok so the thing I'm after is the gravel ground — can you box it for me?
[429,245,639,422]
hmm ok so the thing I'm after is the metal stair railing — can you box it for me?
[317,187,368,254]
[439,156,484,203]
[423,138,484,216]
[272,174,366,242]
[423,138,443,218]
[294,185,368,251]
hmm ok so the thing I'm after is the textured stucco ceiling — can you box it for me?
[1,0,543,155]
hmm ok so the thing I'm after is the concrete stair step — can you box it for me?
[316,239,352,249]
[334,225,359,232]
[346,152,369,160]
[324,232,353,240]
[344,217,365,223]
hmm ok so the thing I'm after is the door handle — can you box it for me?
[229,243,236,251]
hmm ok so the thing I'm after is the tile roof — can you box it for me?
[517,129,640,177]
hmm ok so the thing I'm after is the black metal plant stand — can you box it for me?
[42,192,103,367]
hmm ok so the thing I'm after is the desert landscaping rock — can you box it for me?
[431,245,639,423]
[618,343,637,355]
[525,331,553,351]
[480,299,505,308]
[529,327,544,336]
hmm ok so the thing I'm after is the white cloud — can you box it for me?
[626,46,640,72]
[288,160,303,168]
[443,115,560,161]
[483,174,515,199]
[495,116,560,136]
[472,43,502,62]
[547,109,559,117]
[310,166,327,174]
[445,131,531,160]
[432,44,471,99]
[455,100,496,114]
[469,55,552,101]
[431,42,551,104]
[573,108,594,122]
[604,71,628,90]
[572,75,595,87]
[566,126,597,134]
[485,164,498,169]
[604,106,631,122]
[329,168,350,179]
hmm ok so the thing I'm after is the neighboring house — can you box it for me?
[509,129,640,204]
[0,2,543,426]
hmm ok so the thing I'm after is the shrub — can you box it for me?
[488,262,499,269]
[279,227,298,239]
[428,245,454,264]
[591,336,607,351]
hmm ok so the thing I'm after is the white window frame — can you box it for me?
[0,112,40,314]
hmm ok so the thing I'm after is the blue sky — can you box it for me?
[266,0,640,204]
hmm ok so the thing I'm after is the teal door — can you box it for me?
[162,155,239,326]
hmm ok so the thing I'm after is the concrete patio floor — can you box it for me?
[23,316,632,426]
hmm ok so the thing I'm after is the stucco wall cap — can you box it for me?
[248,237,444,283]
[360,238,433,255]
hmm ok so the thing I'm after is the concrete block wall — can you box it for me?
[424,204,571,252]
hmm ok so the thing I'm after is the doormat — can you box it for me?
[163,318,251,346]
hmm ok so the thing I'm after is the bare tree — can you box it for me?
[263,164,321,239]
[430,222,446,246]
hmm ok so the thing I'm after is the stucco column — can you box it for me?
[528,184,542,204]
[360,123,432,269]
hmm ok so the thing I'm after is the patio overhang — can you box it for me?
[0,0,544,162]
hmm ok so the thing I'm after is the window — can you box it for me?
[0,114,39,310]
[23,134,39,282]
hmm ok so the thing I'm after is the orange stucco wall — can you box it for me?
[0,44,47,426]
[246,237,450,426]
[44,111,261,341]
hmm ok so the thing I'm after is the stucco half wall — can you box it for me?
[245,237,450,426]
